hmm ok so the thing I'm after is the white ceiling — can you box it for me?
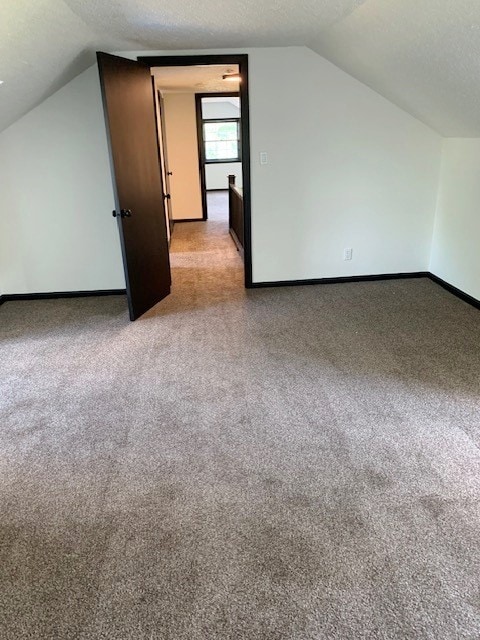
[312,0,480,137]
[153,65,240,93]
[0,0,139,133]
[1,1,480,135]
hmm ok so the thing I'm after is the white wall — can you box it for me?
[247,48,441,282]
[0,46,443,293]
[0,65,124,294]
[205,163,242,190]
[430,139,480,301]
[162,93,203,220]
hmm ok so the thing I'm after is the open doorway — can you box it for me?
[195,92,242,220]
[138,54,252,288]
[98,53,251,320]
[152,65,244,251]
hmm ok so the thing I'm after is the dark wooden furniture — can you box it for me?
[228,174,244,257]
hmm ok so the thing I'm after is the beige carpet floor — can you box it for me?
[1,192,480,639]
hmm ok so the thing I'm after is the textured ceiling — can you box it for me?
[0,0,139,132]
[153,65,240,93]
[64,0,364,49]
[312,0,480,136]
[1,1,480,135]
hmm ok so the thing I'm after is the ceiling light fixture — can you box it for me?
[222,73,241,82]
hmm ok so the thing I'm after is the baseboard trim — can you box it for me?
[249,271,479,311]
[0,289,126,306]
[428,273,480,310]
[250,272,430,289]
[174,218,205,223]
[1,274,478,311]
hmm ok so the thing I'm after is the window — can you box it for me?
[202,119,241,163]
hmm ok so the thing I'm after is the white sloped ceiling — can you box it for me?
[1,0,479,135]
[0,0,143,132]
[312,0,480,136]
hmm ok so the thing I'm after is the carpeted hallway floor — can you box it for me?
[1,192,480,639]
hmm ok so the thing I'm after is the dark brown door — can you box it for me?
[97,52,171,321]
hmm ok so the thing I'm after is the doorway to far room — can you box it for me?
[97,53,251,320]
[152,64,246,270]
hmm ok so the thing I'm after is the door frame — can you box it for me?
[195,91,241,222]
[138,54,253,289]
[154,88,174,238]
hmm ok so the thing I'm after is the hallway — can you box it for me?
[157,190,244,315]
